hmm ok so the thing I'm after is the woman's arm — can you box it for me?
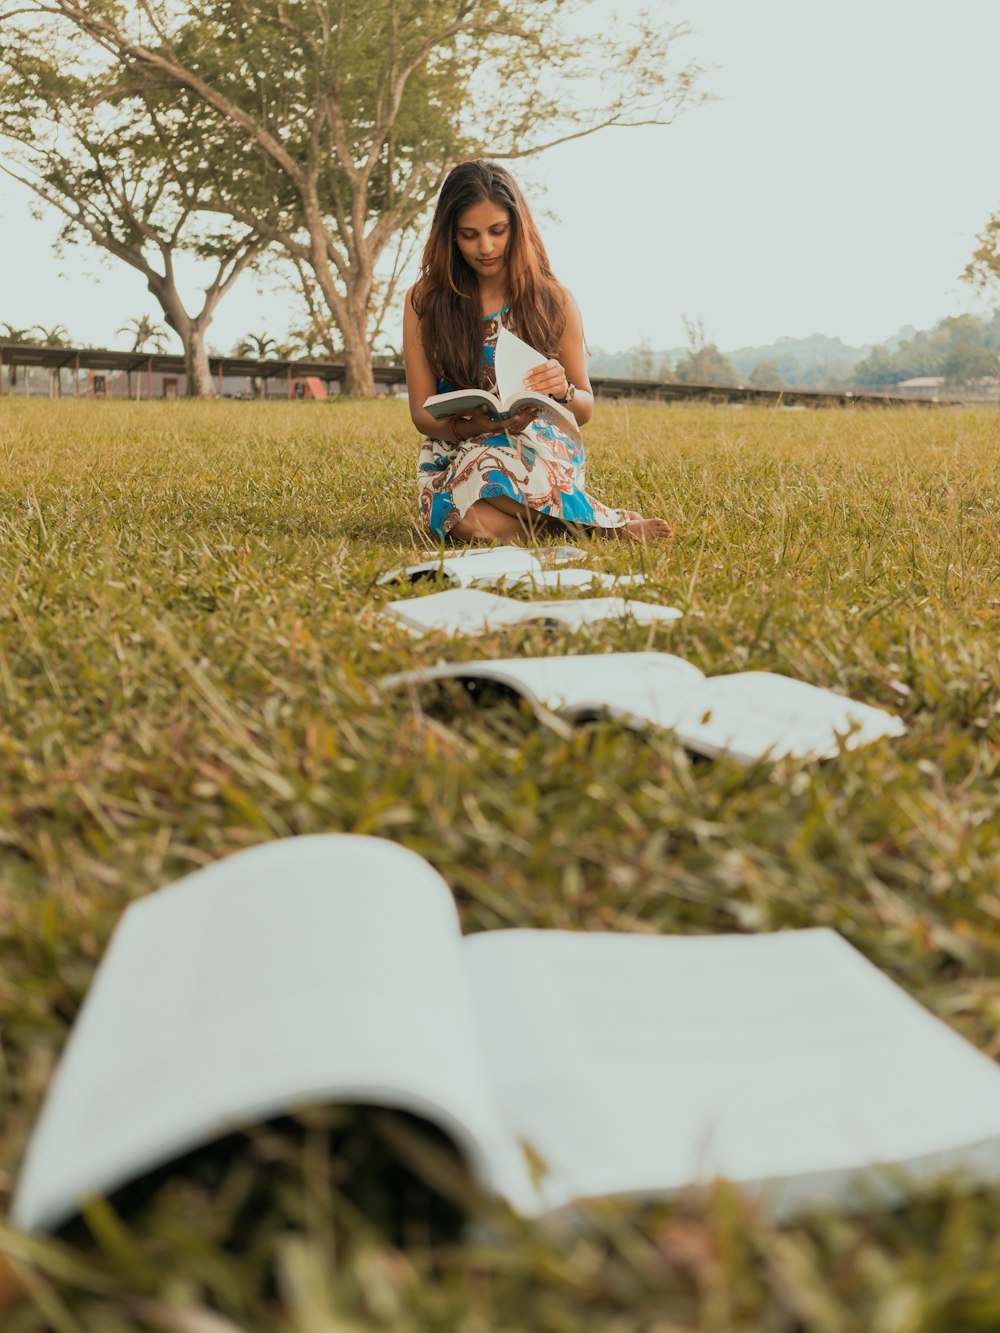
[403,287,531,442]
[522,288,595,428]
[402,286,455,440]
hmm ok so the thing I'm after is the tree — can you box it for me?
[963,215,1000,295]
[749,360,785,389]
[0,39,269,397]
[34,323,72,396]
[941,342,997,387]
[853,346,900,388]
[234,331,278,398]
[0,322,37,391]
[117,316,170,354]
[626,336,656,381]
[8,0,703,396]
[674,316,738,386]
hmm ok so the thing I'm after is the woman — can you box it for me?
[403,160,673,543]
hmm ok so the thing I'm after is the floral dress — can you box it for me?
[417,307,628,539]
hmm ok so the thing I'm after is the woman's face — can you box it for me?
[454,200,511,280]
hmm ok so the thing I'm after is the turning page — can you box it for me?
[463,928,1000,1217]
[378,546,544,588]
[382,652,705,718]
[662,672,907,761]
[504,569,648,591]
[382,588,682,637]
[382,653,903,762]
[14,836,519,1233]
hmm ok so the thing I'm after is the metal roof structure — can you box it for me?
[0,341,956,407]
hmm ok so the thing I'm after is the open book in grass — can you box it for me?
[382,588,682,637]
[379,545,646,592]
[423,325,581,440]
[14,835,1000,1234]
[382,652,905,763]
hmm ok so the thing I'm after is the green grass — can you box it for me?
[0,398,998,1331]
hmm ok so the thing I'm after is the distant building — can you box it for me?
[894,375,998,402]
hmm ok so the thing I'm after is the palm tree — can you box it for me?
[1,323,38,391]
[117,316,170,354]
[234,332,277,359]
[33,324,72,398]
[234,332,277,397]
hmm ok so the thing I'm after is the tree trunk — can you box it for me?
[150,279,217,399]
[183,324,214,398]
[340,318,376,397]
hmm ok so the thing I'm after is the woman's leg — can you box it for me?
[448,496,567,543]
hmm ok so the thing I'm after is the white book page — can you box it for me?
[505,569,647,591]
[382,590,681,637]
[378,546,542,588]
[463,929,1000,1216]
[382,653,703,717]
[14,836,519,1233]
[493,323,547,401]
[649,672,905,762]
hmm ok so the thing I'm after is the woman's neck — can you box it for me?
[478,279,507,314]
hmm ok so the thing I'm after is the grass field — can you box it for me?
[0,398,998,1331]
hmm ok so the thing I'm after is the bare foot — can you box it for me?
[625,516,674,541]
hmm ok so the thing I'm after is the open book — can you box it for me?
[382,652,905,762]
[378,546,646,592]
[14,835,1000,1234]
[382,588,682,637]
[423,325,580,440]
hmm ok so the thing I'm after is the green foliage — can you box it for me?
[854,311,1000,387]
[676,315,740,386]
[0,400,998,1327]
[748,359,785,389]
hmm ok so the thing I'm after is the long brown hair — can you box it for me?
[411,160,566,388]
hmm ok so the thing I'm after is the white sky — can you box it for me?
[1,0,999,356]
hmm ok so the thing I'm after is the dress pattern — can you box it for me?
[417,308,628,539]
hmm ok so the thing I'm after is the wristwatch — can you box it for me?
[554,382,576,405]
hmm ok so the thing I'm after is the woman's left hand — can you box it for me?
[524,358,570,400]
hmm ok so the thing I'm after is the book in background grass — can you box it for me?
[382,588,682,637]
[382,652,905,763]
[378,546,646,591]
[423,325,581,441]
[14,835,1000,1234]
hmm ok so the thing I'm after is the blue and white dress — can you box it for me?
[417,307,628,539]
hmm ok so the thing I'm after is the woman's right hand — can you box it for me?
[492,403,542,436]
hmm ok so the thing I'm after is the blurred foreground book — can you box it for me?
[14,835,1000,1234]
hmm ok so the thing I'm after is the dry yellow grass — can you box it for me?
[0,398,998,1330]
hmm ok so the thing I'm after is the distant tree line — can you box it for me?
[596,310,1000,392]
[853,313,1000,388]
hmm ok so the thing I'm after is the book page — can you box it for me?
[463,928,1000,1216]
[378,546,543,588]
[608,670,903,762]
[505,569,647,591]
[688,672,906,760]
[381,652,704,719]
[493,323,547,401]
[382,590,682,637]
[14,836,518,1233]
